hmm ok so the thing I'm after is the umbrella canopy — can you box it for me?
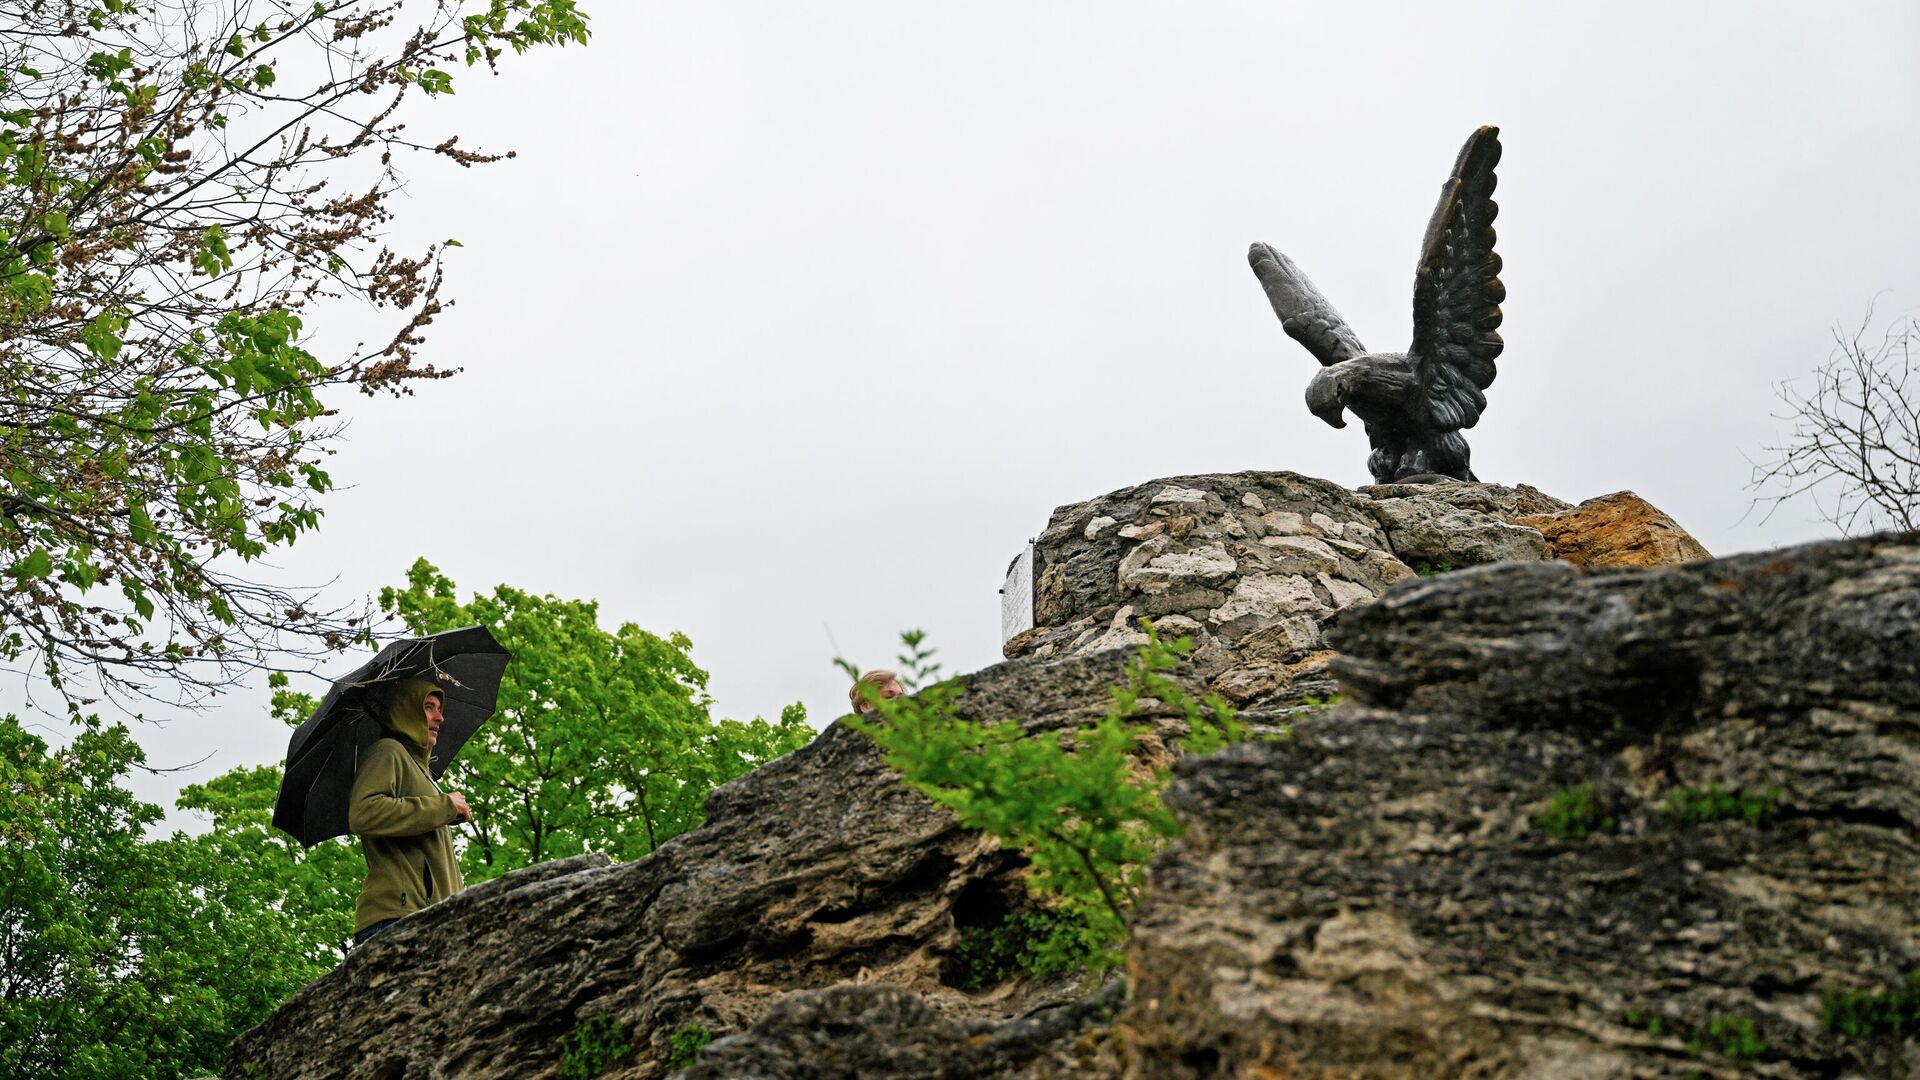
[272,625,510,847]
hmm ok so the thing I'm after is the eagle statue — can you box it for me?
[1249,125,1506,483]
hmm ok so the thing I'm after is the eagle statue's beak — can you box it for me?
[1305,366,1348,429]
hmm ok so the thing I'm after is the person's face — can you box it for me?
[423,695,445,748]
[855,679,905,715]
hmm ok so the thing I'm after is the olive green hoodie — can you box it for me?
[347,678,464,934]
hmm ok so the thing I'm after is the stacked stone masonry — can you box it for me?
[1004,472,1584,717]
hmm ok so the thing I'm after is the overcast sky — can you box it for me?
[38,1,1920,826]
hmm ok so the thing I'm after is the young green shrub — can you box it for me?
[949,909,1099,990]
[1412,557,1454,576]
[1663,784,1781,828]
[847,623,1245,971]
[666,1024,714,1070]
[557,1013,629,1079]
[896,627,944,691]
[1536,783,1614,839]
[1822,971,1920,1039]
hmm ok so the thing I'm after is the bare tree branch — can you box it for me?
[1750,305,1920,536]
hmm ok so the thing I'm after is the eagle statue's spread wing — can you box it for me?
[1249,242,1367,367]
[1410,126,1505,433]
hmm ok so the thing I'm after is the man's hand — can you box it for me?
[448,792,472,823]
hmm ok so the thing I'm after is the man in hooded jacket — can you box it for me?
[347,678,471,946]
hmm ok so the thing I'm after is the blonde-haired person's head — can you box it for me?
[850,670,905,715]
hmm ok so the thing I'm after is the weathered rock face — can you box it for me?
[1355,478,1565,566]
[582,530,1920,1080]
[1124,533,1920,1078]
[681,983,1124,1080]
[224,648,1201,1080]
[1003,472,1570,715]
[1514,490,1713,568]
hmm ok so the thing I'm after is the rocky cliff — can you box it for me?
[224,473,1920,1080]
[224,645,1163,1079]
[1125,532,1920,1078]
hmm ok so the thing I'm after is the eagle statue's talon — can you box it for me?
[1248,126,1506,485]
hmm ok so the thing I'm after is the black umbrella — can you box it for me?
[272,625,511,847]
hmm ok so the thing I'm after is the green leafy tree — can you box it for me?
[0,0,589,706]
[0,569,811,1077]
[849,624,1245,971]
[174,763,362,963]
[379,558,813,881]
[0,714,337,1079]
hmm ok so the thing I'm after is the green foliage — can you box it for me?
[850,623,1244,971]
[1412,557,1455,576]
[949,909,1100,990]
[1123,625,1248,758]
[557,1013,629,1078]
[1624,1008,1668,1038]
[1822,971,1920,1039]
[896,627,943,691]
[1686,1014,1766,1062]
[1663,784,1781,828]
[0,0,592,703]
[1628,1008,1767,1064]
[1536,784,1614,839]
[665,1023,715,1070]
[0,714,346,1080]
[0,559,803,1077]
[173,761,361,964]
[949,920,1024,990]
[381,559,813,882]
[463,0,594,66]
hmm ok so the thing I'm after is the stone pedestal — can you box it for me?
[1001,471,1570,718]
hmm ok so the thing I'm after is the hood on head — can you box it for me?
[382,678,444,755]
